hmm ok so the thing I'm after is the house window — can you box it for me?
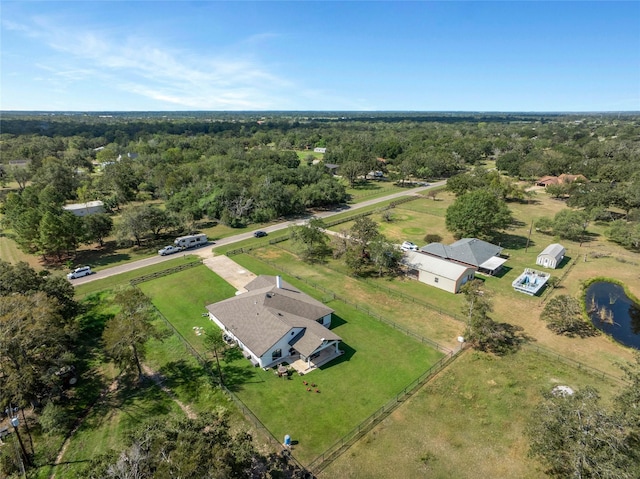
[272,349,282,360]
[434,277,439,283]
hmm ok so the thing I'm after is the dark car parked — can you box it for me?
[254,230,268,238]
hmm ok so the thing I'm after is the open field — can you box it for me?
[345,180,406,202]
[321,347,623,479]
[136,263,445,464]
[0,232,40,268]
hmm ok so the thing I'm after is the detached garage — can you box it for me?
[536,243,565,269]
[403,251,476,294]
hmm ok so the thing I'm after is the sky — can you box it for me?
[1,1,639,112]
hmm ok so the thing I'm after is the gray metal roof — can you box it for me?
[538,243,565,259]
[420,238,503,268]
[403,251,475,280]
[206,276,339,358]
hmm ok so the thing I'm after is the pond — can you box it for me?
[585,281,640,350]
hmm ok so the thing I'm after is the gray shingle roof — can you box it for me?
[420,238,502,268]
[206,276,339,358]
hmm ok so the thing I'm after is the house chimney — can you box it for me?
[276,275,282,289]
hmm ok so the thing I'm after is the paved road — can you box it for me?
[71,181,446,286]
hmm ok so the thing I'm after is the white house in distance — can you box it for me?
[62,200,105,217]
[206,275,342,373]
[403,250,476,294]
[536,243,566,269]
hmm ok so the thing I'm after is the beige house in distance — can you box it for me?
[403,251,476,293]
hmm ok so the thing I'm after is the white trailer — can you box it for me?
[174,233,208,250]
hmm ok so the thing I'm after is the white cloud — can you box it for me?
[4,16,297,110]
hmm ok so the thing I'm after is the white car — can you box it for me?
[158,245,182,256]
[67,266,92,279]
[401,241,418,252]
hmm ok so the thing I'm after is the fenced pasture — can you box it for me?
[320,348,624,479]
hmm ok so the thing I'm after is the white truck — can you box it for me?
[174,233,208,250]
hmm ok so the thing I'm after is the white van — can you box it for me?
[67,266,92,279]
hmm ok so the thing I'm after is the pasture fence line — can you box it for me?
[244,253,453,355]
[538,256,579,304]
[522,344,627,385]
[129,259,203,285]
[130,283,309,475]
[306,350,460,474]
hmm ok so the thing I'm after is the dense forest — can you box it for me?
[1,112,639,259]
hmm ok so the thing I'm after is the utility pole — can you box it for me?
[10,416,30,468]
[525,219,533,253]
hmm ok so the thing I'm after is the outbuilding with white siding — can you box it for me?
[536,243,565,269]
[403,251,476,293]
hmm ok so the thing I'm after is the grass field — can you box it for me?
[73,255,202,298]
[0,232,41,268]
[135,263,445,464]
[320,347,624,479]
[138,264,238,352]
[345,180,405,203]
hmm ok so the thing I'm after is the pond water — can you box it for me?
[585,281,640,350]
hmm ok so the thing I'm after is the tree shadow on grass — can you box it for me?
[159,360,207,402]
[115,382,175,423]
[495,232,531,250]
[220,364,263,392]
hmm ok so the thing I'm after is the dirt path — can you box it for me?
[140,364,197,420]
[50,364,196,478]
[50,377,120,479]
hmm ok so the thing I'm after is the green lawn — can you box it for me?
[136,262,445,464]
[73,255,202,298]
[346,181,405,203]
[138,264,237,352]
[320,347,623,479]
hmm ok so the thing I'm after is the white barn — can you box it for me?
[536,244,565,269]
[403,251,476,293]
[62,200,105,217]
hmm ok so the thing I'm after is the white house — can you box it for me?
[403,251,476,293]
[62,200,105,217]
[206,276,342,371]
[313,147,327,153]
[536,243,565,269]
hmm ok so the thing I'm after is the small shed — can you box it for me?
[536,243,565,269]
